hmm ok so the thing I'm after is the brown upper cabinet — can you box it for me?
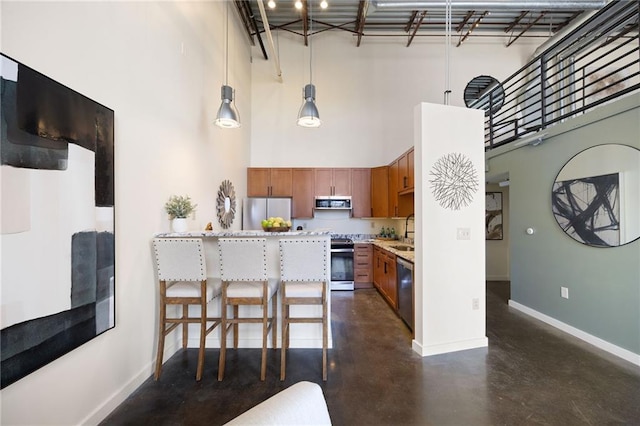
[398,148,414,194]
[371,166,389,218]
[351,168,371,218]
[291,168,314,218]
[247,168,293,197]
[388,160,399,217]
[314,168,351,197]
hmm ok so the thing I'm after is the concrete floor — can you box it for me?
[100,282,640,425]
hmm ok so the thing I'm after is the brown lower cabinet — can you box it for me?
[373,245,397,309]
[354,243,373,289]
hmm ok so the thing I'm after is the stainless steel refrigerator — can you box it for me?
[242,198,292,230]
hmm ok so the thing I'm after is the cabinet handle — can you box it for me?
[384,262,387,274]
[403,176,408,188]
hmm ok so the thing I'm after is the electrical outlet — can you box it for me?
[457,228,471,240]
[561,287,569,299]
[472,298,480,310]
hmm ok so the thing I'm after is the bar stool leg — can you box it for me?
[218,283,228,381]
[155,281,167,380]
[322,281,328,381]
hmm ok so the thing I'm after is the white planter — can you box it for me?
[171,218,188,233]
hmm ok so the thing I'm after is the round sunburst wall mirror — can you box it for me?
[216,179,236,229]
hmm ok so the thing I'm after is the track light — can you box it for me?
[295,0,302,9]
[268,0,276,8]
[320,0,328,8]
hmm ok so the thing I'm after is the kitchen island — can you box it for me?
[153,230,332,350]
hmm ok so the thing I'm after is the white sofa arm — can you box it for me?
[224,381,332,425]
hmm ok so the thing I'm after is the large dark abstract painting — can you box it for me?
[486,192,503,240]
[0,53,115,389]
[552,173,620,247]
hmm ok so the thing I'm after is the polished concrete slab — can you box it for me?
[101,282,640,425]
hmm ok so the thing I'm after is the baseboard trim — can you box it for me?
[509,300,640,367]
[412,336,488,357]
[486,275,510,281]
[81,357,157,425]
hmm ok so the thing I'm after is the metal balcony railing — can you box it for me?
[482,0,640,150]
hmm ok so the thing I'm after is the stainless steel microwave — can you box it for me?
[314,196,352,210]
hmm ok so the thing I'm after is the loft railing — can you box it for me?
[482,0,640,151]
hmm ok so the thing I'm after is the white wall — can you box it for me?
[485,183,510,281]
[414,103,488,356]
[0,2,251,424]
[250,30,541,168]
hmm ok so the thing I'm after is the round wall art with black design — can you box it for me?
[428,152,479,210]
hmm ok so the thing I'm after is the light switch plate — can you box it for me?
[457,228,471,240]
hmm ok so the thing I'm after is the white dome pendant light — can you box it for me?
[297,1,321,128]
[215,1,241,129]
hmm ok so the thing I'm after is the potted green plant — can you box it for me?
[164,195,197,232]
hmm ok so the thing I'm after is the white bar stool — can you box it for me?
[278,238,329,381]
[217,238,278,381]
[152,238,221,381]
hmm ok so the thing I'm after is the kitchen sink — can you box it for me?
[390,245,414,252]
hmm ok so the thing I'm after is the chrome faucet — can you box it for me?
[404,213,415,239]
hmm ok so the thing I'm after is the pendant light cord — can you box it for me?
[444,0,451,105]
[309,1,313,85]
[225,1,229,85]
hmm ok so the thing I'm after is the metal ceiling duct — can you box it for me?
[369,0,607,13]
[257,0,283,82]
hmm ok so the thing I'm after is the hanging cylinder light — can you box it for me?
[297,1,321,127]
[215,1,241,128]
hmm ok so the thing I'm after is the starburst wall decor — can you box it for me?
[429,152,479,210]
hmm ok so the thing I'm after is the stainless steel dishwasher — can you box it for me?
[396,257,414,331]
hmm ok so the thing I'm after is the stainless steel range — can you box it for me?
[330,238,354,290]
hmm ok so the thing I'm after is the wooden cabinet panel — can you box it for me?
[333,168,352,196]
[292,168,314,218]
[398,154,409,191]
[247,168,271,197]
[388,160,399,217]
[270,169,293,196]
[407,148,414,189]
[398,148,415,194]
[385,252,397,309]
[314,168,352,197]
[354,243,373,288]
[373,245,398,309]
[351,168,371,218]
[373,246,384,291]
[314,168,334,197]
[247,168,292,197]
[371,166,389,218]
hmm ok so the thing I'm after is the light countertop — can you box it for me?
[367,239,415,262]
[154,230,332,238]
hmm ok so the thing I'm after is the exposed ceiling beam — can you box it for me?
[370,1,606,12]
[407,11,426,47]
[237,1,268,59]
[405,11,419,32]
[506,11,546,47]
[456,10,475,32]
[504,10,529,33]
[234,0,256,46]
[457,11,488,46]
[303,0,309,46]
[355,0,368,46]
[256,0,282,81]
